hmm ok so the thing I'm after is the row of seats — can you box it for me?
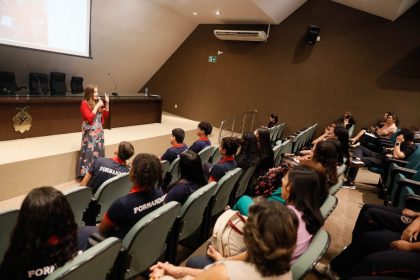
[0,123,340,279]
[0,71,84,95]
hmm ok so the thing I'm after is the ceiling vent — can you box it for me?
[214,29,268,42]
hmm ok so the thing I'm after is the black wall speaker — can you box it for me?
[304,25,320,44]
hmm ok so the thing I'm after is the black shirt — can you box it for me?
[189,137,211,154]
[209,156,237,182]
[165,179,201,204]
[161,143,188,163]
[401,142,417,159]
[88,157,129,193]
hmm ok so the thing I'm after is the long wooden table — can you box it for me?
[0,95,162,141]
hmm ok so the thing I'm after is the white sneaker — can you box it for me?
[350,159,365,168]
[342,182,356,190]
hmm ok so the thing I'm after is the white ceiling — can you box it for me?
[152,0,307,24]
[153,0,419,24]
[331,0,419,21]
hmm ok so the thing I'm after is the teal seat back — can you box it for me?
[168,157,181,186]
[93,173,132,222]
[393,171,420,207]
[212,168,243,216]
[291,229,330,280]
[274,140,292,166]
[122,201,180,279]
[320,194,338,220]
[198,146,214,164]
[234,165,257,200]
[348,124,355,138]
[161,160,170,176]
[406,144,420,169]
[64,186,92,226]
[0,209,19,264]
[398,186,416,208]
[388,128,401,144]
[45,237,121,280]
[178,182,217,242]
[273,143,283,166]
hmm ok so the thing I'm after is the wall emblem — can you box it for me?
[13,106,33,133]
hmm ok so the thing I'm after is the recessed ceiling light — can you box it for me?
[215,10,221,15]
[193,12,198,16]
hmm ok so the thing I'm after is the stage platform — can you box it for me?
[0,112,220,209]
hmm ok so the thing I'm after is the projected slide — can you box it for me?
[0,0,91,57]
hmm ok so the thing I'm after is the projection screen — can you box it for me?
[0,0,92,57]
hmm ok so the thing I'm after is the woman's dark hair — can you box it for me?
[178,150,206,186]
[312,140,339,185]
[333,126,349,160]
[268,113,279,128]
[130,153,162,191]
[236,132,259,170]
[221,137,240,156]
[256,128,274,170]
[388,113,399,126]
[244,200,298,277]
[2,187,78,271]
[117,141,135,160]
[286,166,324,234]
[300,160,328,205]
[198,121,213,136]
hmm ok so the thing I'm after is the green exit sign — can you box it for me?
[208,56,217,63]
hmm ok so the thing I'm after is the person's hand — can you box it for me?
[401,218,420,241]
[390,240,412,251]
[96,99,104,108]
[344,119,349,126]
[104,92,109,103]
[207,245,224,261]
[396,134,404,144]
[402,209,418,218]
[149,262,184,278]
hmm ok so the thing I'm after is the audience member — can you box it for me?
[254,128,274,177]
[312,140,340,186]
[235,132,259,171]
[78,154,165,249]
[328,210,420,278]
[161,128,188,163]
[351,113,398,144]
[165,150,206,204]
[337,111,356,131]
[80,141,135,193]
[267,113,278,128]
[343,128,417,189]
[150,200,297,280]
[207,137,240,182]
[0,187,78,280]
[189,121,212,154]
[206,166,323,270]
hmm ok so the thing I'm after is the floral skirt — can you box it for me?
[77,127,105,178]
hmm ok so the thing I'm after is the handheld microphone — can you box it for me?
[106,72,118,96]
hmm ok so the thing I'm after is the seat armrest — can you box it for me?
[404,194,420,211]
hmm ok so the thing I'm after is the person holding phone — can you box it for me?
[77,85,109,179]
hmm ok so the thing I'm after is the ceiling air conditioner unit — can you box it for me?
[214,29,268,42]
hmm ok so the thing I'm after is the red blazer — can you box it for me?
[80,100,109,125]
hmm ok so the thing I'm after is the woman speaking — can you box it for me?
[77,85,109,179]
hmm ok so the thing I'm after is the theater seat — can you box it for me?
[0,209,19,264]
[45,237,121,280]
[113,201,180,279]
[320,194,338,220]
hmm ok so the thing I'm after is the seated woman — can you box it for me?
[298,126,348,164]
[311,140,341,186]
[267,113,279,128]
[254,128,274,177]
[351,113,398,144]
[165,150,207,204]
[149,199,298,280]
[190,166,324,269]
[235,132,259,171]
[207,137,240,182]
[337,111,356,131]
[78,154,165,249]
[0,187,79,280]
